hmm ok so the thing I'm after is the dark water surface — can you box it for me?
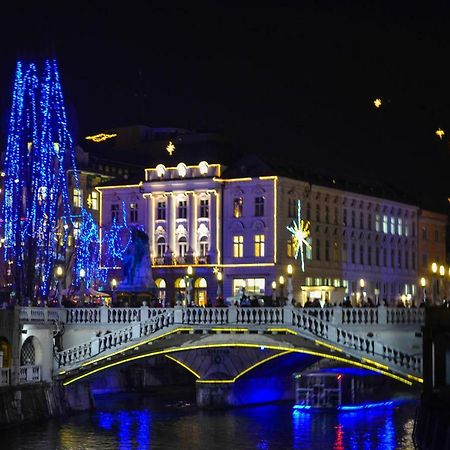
[3,392,417,449]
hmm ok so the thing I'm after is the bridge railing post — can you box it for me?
[174,306,183,324]
[378,306,387,325]
[99,306,109,324]
[91,339,100,356]
[331,307,342,325]
[228,306,238,324]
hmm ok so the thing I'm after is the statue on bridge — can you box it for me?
[118,227,154,292]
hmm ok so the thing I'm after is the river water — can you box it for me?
[3,392,417,449]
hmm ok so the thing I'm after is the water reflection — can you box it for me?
[292,406,399,450]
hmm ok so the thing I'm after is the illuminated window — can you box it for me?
[200,199,209,218]
[232,278,265,295]
[398,218,403,236]
[199,236,209,258]
[233,235,244,258]
[177,163,187,178]
[156,164,166,178]
[178,236,188,257]
[405,220,409,236]
[390,217,395,235]
[111,204,119,221]
[73,188,82,208]
[199,161,209,175]
[287,239,293,258]
[254,234,265,257]
[306,237,312,260]
[233,197,243,218]
[73,220,80,239]
[91,191,98,210]
[157,237,166,257]
[157,201,166,220]
[254,196,264,217]
[178,200,187,219]
[375,214,380,232]
[130,203,138,222]
[383,215,388,234]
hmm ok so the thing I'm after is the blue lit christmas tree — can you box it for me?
[2,59,100,301]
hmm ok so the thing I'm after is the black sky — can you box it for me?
[0,1,449,211]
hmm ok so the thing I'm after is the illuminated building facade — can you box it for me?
[99,154,443,306]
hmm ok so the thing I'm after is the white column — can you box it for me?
[167,194,175,256]
[209,192,218,264]
[188,192,196,257]
[147,194,155,258]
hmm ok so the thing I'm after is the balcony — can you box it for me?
[19,365,41,384]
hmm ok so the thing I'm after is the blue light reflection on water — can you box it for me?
[97,410,151,449]
[292,405,397,450]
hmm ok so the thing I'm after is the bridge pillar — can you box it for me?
[196,382,234,409]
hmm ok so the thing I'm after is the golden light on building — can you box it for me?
[420,277,426,288]
[373,98,382,108]
[435,128,445,140]
[85,133,118,143]
[439,265,445,277]
[431,262,438,274]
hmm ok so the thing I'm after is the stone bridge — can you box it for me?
[4,305,424,398]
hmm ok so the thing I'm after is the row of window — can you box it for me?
[300,238,416,270]
[73,189,99,210]
[421,227,443,242]
[111,203,139,223]
[156,199,209,220]
[155,236,209,258]
[233,196,264,218]
[233,234,265,258]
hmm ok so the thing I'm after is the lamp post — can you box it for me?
[55,266,63,307]
[431,262,438,305]
[359,278,365,305]
[374,288,380,307]
[111,278,117,307]
[279,275,285,301]
[287,264,294,306]
[186,265,194,306]
[79,268,86,307]
[420,277,427,306]
[271,281,277,304]
[439,265,445,304]
[216,271,223,300]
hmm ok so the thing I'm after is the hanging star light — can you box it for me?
[435,128,445,139]
[286,200,311,272]
[373,98,382,108]
[166,141,176,155]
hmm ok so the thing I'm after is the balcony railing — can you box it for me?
[18,365,41,384]
[0,368,10,386]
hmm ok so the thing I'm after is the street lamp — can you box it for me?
[287,264,294,306]
[186,265,194,306]
[271,281,277,304]
[111,278,117,306]
[216,271,223,300]
[79,268,86,307]
[439,265,445,303]
[279,275,285,300]
[431,262,438,305]
[359,278,365,305]
[55,266,63,307]
[420,277,427,305]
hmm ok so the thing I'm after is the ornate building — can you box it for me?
[99,154,447,306]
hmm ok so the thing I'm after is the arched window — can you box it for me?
[20,337,35,365]
[199,161,209,175]
[199,236,209,257]
[0,337,11,368]
[157,237,167,257]
[178,236,188,257]
[156,164,166,178]
[174,278,186,305]
[194,278,208,306]
[177,162,187,178]
[155,278,166,302]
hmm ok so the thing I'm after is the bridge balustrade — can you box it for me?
[66,308,101,324]
[18,365,41,383]
[236,307,284,325]
[19,307,62,323]
[182,308,229,325]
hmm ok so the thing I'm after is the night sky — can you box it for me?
[0,2,449,212]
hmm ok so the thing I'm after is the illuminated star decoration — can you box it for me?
[286,200,311,272]
[373,98,382,108]
[435,128,445,140]
[166,141,176,155]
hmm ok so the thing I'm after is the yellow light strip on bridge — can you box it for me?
[62,342,419,387]
[211,328,249,332]
[407,374,424,384]
[361,358,389,371]
[314,340,343,353]
[80,327,193,367]
[165,355,201,379]
[267,328,298,335]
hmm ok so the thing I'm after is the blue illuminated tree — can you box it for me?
[2,59,83,301]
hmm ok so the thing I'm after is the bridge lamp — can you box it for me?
[216,271,223,299]
[359,279,365,304]
[431,263,438,305]
[271,281,277,303]
[286,265,294,305]
[431,262,438,274]
[187,265,193,277]
[287,264,293,276]
[439,265,445,277]
[186,265,194,306]
[111,278,117,289]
